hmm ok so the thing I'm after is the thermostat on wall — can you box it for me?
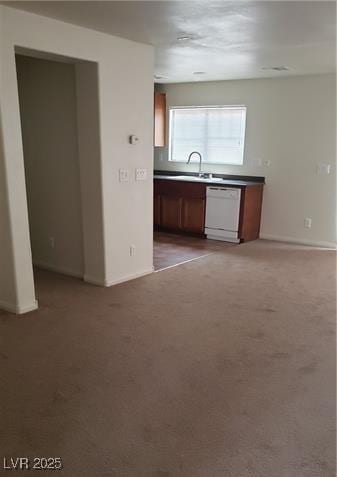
[129,135,139,145]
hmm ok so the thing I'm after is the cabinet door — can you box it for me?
[239,185,264,241]
[182,197,205,233]
[154,194,161,227]
[154,92,166,147]
[160,195,182,230]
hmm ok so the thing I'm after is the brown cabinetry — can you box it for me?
[154,180,206,235]
[238,185,264,242]
[182,197,206,234]
[154,194,161,227]
[154,92,166,147]
[154,178,264,241]
[161,195,183,230]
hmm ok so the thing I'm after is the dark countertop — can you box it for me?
[154,171,265,187]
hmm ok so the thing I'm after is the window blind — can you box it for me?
[169,106,246,165]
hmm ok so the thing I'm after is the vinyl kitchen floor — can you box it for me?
[153,231,234,271]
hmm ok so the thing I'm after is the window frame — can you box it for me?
[168,105,247,166]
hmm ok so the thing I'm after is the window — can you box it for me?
[169,106,246,165]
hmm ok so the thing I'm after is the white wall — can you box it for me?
[0,6,154,313]
[155,75,336,247]
[0,114,19,311]
[75,61,106,284]
[16,55,84,277]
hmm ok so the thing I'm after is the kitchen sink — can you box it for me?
[154,174,228,184]
[174,175,200,180]
[173,175,224,183]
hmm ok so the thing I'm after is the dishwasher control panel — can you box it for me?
[207,187,241,199]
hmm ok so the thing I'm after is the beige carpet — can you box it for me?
[0,240,335,476]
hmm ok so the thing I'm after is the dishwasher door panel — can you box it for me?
[205,188,241,232]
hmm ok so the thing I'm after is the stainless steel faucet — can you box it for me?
[187,151,203,176]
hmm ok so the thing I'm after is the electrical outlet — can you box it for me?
[263,159,271,167]
[49,237,55,248]
[135,168,147,181]
[129,135,139,145]
[304,218,312,229]
[119,169,130,182]
[129,245,135,256]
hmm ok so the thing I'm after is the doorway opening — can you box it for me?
[15,50,103,306]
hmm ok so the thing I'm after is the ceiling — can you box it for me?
[4,1,336,83]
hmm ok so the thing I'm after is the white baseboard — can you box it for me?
[33,261,83,278]
[85,268,153,287]
[0,299,38,315]
[260,234,337,250]
[105,268,154,287]
[84,275,106,286]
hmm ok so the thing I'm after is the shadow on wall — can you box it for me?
[14,48,106,310]
[0,114,18,310]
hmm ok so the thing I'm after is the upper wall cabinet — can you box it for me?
[154,92,166,147]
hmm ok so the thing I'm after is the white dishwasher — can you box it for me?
[205,187,241,243]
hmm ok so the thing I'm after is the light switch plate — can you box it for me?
[304,218,312,229]
[119,168,130,182]
[317,163,331,175]
[135,168,147,181]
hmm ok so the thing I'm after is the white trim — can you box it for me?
[84,275,106,286]
[206,234,240,244]
[105,268,153,287]
[205,227,240,243]
[85,268,153,287]
[33,261,83,279]
[0,299,38,315]
[260,234,337,250]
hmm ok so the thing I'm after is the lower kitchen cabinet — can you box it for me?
[238,186,264,242]
[159,195,205,234]
[154,178,264,241]
[160,195,183,230]
[182,197,205,233]
[154,194,161,227]
[154,180,206,235]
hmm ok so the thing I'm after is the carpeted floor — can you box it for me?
[0,240,335,476]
